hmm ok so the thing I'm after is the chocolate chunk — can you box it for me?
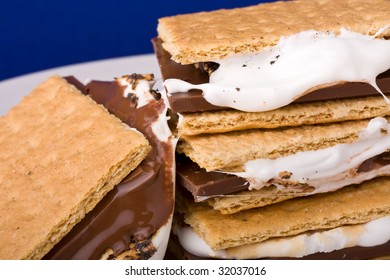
[176,154,248,200]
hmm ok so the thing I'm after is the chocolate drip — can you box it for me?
[152,38,390,113]
[45,78,174,259]
[64,76,87,94]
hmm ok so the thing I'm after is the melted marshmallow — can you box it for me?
[150,216,173,260]
[177,215,390,259]
[228,117,390,192]
[120,77,174,142]
[151,89,174,142]
[164,29,390,112]
[120,78,155,108]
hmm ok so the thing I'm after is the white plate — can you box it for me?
[0,54,160,116]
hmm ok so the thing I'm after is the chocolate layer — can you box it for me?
[177,154,248,198]
[152,38,390,113]
[178,152,390,201]
[45,77,174,259]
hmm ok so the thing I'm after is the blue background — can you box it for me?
[0,0,274,81]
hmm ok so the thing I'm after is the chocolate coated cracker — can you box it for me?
[0,76,150,259]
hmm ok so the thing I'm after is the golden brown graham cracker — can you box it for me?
[178,95,390,136]
[178,177,390,250]
[158,0,390,64]
[178,118,382,171]
[0,76,151,259]
[208,185,315,214]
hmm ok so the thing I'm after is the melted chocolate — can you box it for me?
[64,76,86,94]
[358,152,390,173]
[152,38,390,113]
[45,78,174,259]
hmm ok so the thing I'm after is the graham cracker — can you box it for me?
[178,118,378,171]
[178,177,390,250]
[0,75,151,259]
[208,186,314,214]
[158,0,390,64]
[178,95,390,136]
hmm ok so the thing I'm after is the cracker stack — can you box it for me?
[155,0,390,259]
[0,76,150,259]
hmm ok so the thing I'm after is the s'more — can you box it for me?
[44,74,176,260]
[0,76,150,259]
[1,74,176,260]
[154,0,390,259]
